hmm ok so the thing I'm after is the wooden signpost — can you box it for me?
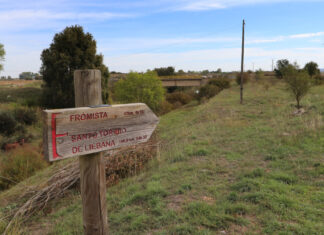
[43,103,159,162]
[43,70,159,234]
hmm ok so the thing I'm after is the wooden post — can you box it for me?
[74,70,108,235]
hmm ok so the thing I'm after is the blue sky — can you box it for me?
[1,0,324,77]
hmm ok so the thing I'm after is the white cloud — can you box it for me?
[173,0,324,11]
[247,32,324,44]
[0,10,133,21]
[177,1,225,11]
[0,9,135,31]
[289,32,324,38]
[98,37,240,54]
[247,37,285,44]
[99,31,324,54]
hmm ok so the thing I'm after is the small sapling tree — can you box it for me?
[114,71,165,112]
[0,43,5,72]
[304,61,320,78]
[283,65,311,109]
[275,59,290,79]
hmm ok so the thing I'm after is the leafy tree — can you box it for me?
[177,69,185,75]
[201,70,209,75]
[274,59,290,79]
[304,61,319,78]
[114,71,165,112]
[283,65,311,109]
[154,66,175,76]
[40,25,109,108]
[19,72,38,80]
[0,44,5,72]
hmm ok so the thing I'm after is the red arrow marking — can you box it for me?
[51,113,68,159]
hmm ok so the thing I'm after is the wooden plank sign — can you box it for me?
[43,103,159,162]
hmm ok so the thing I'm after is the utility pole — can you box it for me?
[240,19,245,104]
[272,59,274,71]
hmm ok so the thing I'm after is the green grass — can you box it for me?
[0,84,42,106]
[1,81,324,234]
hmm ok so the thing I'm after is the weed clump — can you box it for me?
[0,112,18,136]
[166,91,194,106]
[158,100,174,115]
[314,74,324,85]
[271,172,298,185]
[242,192,265,204]
[208,77,231,89]
[231,179,260,193]
[197,85,221,101]
[0,107,39,149]
[13,107,37,125]
[224,203,248,215]
[0,145,48,190]
[186,202,243,229]
[227,192,239,202]
[236,72,250,85]
[244,168,265,178]
[178,184,192,194]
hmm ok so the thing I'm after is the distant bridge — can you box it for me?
[160,78,209,87]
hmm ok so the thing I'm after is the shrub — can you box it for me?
[158,100,174,115]
[255,69,265,81]
[166,91,193,105]
[283,65,311,109]
[208,77,231,89]
[236,72,250,85]
[197,84,221,101]
[304,61,320,78]
[21,96,41,107]
[0,146,48,190]
[274,59,290,79]
[154,66,175,76]
[114,71,165,112]
[314,74,324,85]
[0,112,18,136]
[13,107,37,125]
[0,134,9,149]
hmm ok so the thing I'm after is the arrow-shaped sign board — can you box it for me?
[43,103,159,162]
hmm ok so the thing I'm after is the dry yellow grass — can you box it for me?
[0,80,41,88]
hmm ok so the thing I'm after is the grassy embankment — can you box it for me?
[1,80,324,234]
[0,80,45,190]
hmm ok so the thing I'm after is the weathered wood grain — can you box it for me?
[75,69,108,235]
[43,103,159,162]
